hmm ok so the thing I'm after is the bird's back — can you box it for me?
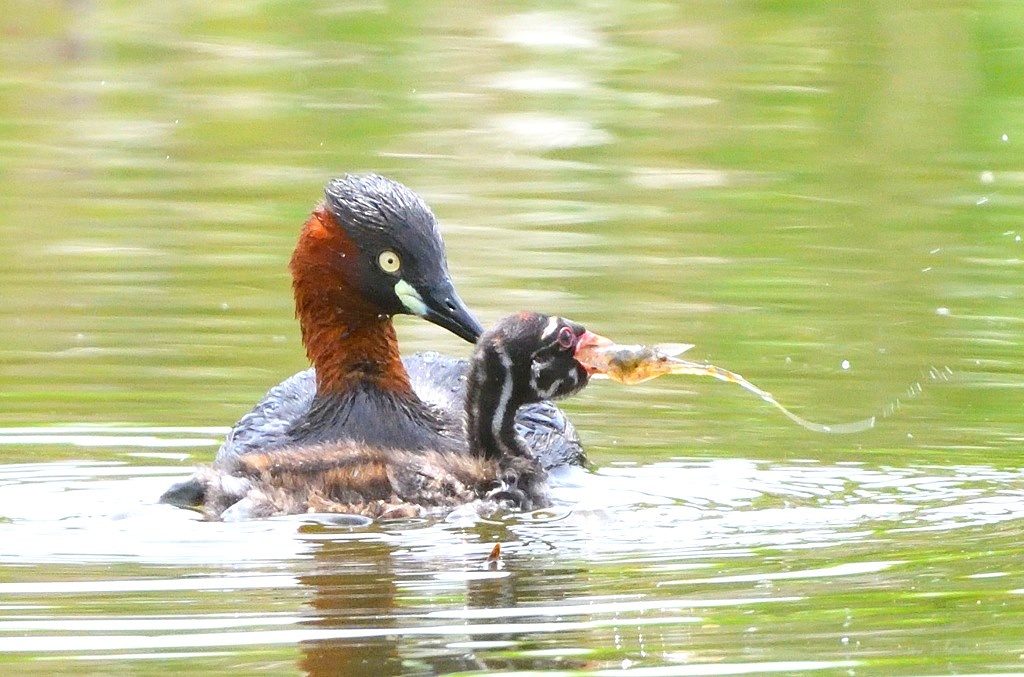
[214,353,585,469]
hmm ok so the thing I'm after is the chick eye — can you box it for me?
[556,325,575,349]
[377,250,401,274]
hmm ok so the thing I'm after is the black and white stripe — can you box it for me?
[467,338,520,460]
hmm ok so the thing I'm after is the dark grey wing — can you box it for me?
[515,401,586,470]
[214,368,317,463]
[213,356,458,465]
[404,351,587,470]
[213,356,463,464]
[403,351,470,416]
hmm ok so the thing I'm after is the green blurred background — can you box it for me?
[4,1,1020,463]
[1,3,1023,672]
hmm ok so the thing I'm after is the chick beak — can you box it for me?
[574,329,615,374]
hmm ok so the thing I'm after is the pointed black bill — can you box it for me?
[396,277,483,343]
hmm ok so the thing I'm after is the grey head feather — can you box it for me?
[322,174,449,285]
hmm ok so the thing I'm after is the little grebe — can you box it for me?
[161,176,582,508]
[184,312,606,520]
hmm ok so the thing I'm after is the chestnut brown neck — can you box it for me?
[290,206,413,397]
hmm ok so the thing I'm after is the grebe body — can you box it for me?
[182,313,602,520]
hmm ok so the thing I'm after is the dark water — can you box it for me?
[2,2,1024,675]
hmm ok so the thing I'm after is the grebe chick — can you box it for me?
[190,313,606,520]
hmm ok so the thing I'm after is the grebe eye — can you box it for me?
[556,325,575,349]
[377,250,401,274]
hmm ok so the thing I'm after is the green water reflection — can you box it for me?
[1,1,1023,675]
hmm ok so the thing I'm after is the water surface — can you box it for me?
[2,2,1023,675]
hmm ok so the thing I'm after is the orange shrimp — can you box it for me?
[576,341,877,434]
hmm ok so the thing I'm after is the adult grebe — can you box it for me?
[160,177,583,508]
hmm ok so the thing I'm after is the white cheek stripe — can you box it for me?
[394,279,428,316]
[536,369,577,400]
[492,343,514,447]
[530,357,553,391]
[541,316,560,339]
[531,356,577,400]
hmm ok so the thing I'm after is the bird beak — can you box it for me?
[412,278,485,343]
[574,329,614,374]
